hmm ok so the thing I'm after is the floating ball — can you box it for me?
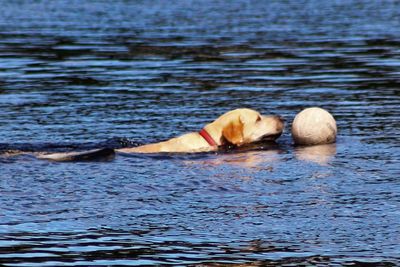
[291,107,337,145]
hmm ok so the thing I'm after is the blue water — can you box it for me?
[0,1,399,266]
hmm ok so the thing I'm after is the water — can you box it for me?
[0,0,399,266]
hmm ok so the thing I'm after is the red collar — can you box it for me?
[199,128,218,147]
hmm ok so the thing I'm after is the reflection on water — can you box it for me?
[1,0,400,266]
[184,143,282,170]
[294,143,337,166]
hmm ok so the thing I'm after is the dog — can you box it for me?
[7,108,283,161]
[116,108,284,153]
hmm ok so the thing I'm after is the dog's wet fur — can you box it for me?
[1,109,285,161]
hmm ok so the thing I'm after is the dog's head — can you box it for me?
[218,108,284,146]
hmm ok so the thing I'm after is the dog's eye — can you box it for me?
[256,116,262,122]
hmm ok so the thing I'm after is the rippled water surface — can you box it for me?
[1,1,399,266]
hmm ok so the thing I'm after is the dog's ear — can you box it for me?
[222,117,244,145]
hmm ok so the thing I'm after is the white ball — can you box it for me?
[291,107,337,145]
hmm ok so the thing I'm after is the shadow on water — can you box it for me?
[0,0,399,266]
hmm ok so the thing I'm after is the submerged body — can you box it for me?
[2,108,284,161]
[117,108,284,153]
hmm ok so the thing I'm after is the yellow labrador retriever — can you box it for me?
[117,108,284,153]
[33,108,284,161]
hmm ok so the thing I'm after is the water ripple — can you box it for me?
[0,0,399,265]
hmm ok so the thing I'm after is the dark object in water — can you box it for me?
[37,148,115,162]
